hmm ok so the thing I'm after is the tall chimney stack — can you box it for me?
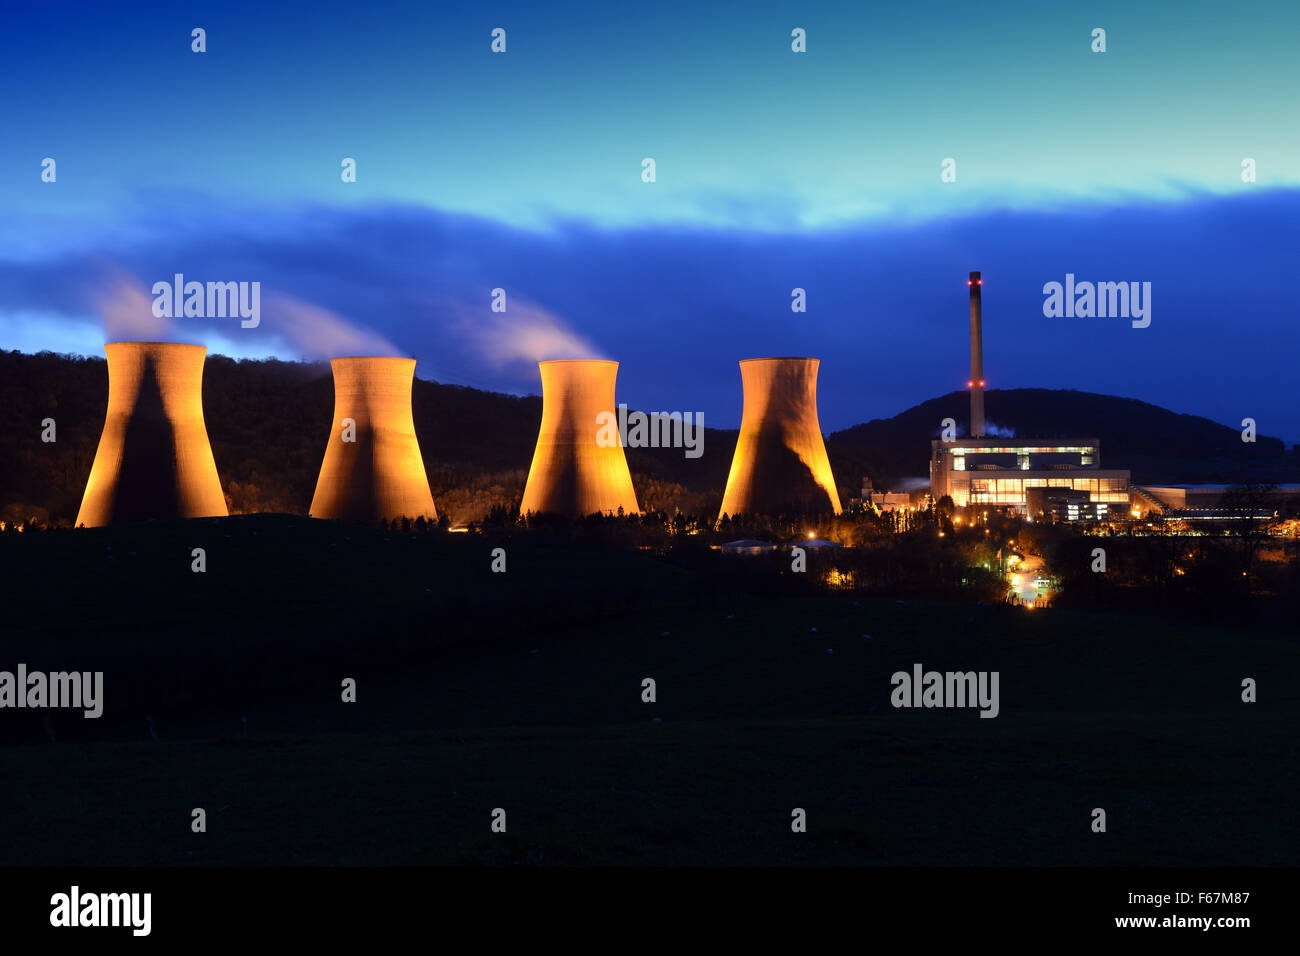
[969,270,985,438]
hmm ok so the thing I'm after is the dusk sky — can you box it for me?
[2,0,1297,440]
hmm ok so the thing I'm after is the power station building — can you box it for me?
[931,437,1132,514]
[930,273,1133,517]
[520,359,640,517]
[1132,484,1299,521]
[309,357,438,523]
[718,357,841,518]
[76,342,229,527]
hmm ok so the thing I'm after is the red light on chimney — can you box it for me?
[967,380,973,387]
[967,280,972,286]
[979,380,985,387]
[976,279,982,285]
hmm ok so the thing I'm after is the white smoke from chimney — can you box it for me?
[455,297,606,368]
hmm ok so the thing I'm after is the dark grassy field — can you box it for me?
[1,516,1296,866]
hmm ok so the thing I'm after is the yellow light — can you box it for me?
[807,531,815,539]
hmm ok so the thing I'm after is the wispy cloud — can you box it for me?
[0,189,1297,441]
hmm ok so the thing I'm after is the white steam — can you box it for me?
[89,267,399,359]
[261,293,400,359]
[456,297,606,368]
[94,270,173,341]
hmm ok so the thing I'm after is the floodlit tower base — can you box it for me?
[76,342,228,527]
[309,357,437,523]
[520,359,640,518]
[717,357,841,520]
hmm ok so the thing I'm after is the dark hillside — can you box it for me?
[2,353,1294,524]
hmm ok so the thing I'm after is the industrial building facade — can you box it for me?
[930,437,1132,515]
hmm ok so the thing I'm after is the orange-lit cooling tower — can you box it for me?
[309,357,437,523]
[76,342,228,527]
[519,359,640,517]
[717,357,842,519]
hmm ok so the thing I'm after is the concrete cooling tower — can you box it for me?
[717,357,842,519]
[76,342,228,527]
[309,357,437,523]
[519,359,640,517]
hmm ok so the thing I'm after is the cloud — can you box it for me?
[0,189,1298,442]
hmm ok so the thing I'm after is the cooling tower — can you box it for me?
[717,357,841,519]
[969,270,985,438]
[76,342,228,527]
[519,359,640,517]
[309,357,437,523]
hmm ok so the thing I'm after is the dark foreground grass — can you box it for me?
[1,517,1296,865]
[2,708,1293,866]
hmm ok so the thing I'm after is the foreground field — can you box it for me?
[1,517,1295,865]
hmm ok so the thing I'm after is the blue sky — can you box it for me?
[1,0,1297,440]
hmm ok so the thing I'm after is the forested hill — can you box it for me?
[0,350,733,525]
[828,388,1297,489]
[1,352,1294,526]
